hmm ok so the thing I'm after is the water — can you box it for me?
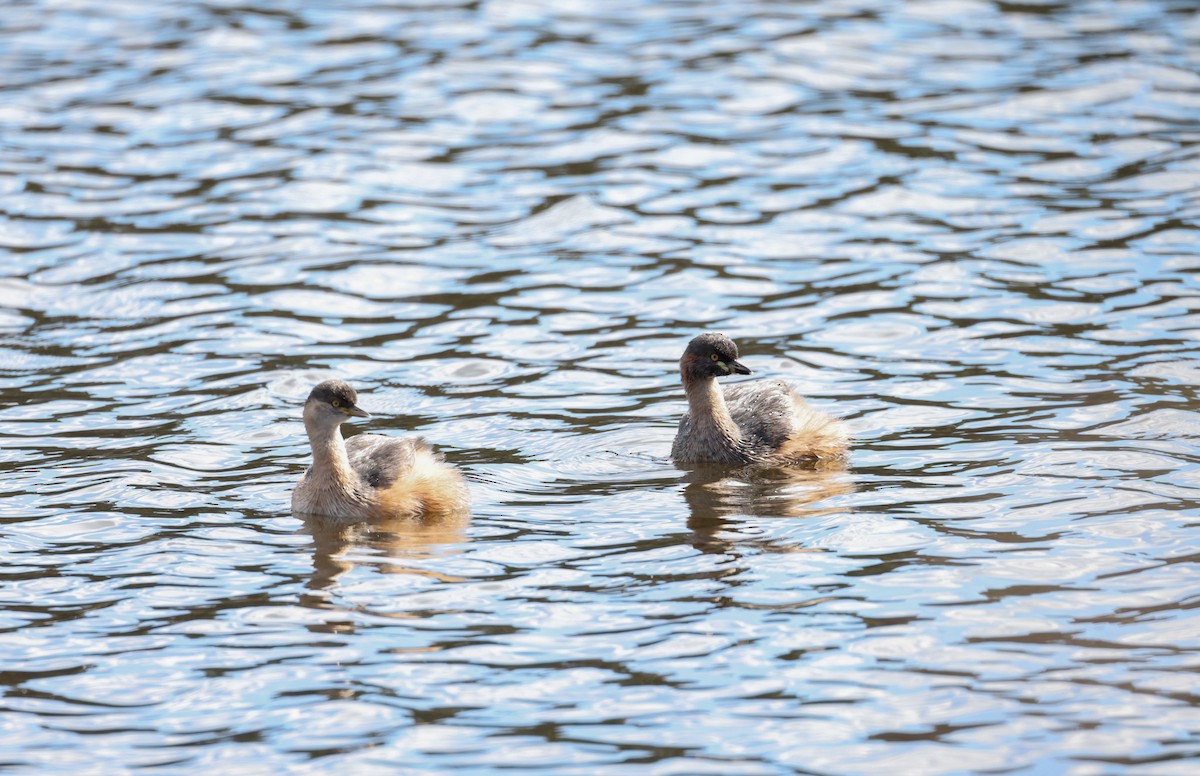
[2,0,1200,772]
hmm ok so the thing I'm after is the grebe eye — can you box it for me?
[710,353,720,362]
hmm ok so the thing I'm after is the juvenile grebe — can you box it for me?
[671,333,848,466]
[291,380,469,522]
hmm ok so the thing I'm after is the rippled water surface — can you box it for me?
[3,0,1200,772]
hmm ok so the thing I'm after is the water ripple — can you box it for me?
[2,0,1199,772]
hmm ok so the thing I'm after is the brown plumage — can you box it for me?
[670,333,848,466]
[291,380,469,523]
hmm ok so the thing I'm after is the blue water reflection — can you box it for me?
[2,0,1199,772]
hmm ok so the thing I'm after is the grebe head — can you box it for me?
[681,332,752,381]
[303,379,370,429]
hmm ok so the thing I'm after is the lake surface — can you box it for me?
[2,0,1199,773]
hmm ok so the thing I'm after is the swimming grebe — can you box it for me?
[671,333,848,466]
[292,380,469,522]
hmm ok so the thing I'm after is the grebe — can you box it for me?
[292,380,469,522]
[670,333,848,466]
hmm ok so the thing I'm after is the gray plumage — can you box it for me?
[724,380,800,453]
[343,433,429,490]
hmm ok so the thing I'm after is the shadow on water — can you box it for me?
[680,462,854,554]
[298,512,471,596]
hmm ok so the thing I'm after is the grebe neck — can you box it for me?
[304,410,363,493]
[682,373,743,445]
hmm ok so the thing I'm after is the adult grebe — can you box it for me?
[292,380,469,522]
[670,333,848,466]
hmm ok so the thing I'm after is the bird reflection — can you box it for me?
[681,463,853,554]
[299,510,470,598]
